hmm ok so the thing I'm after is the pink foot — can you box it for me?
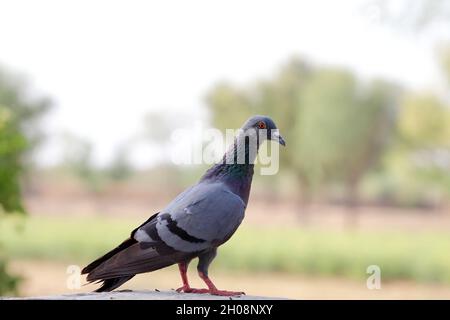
[187,288,210,294]
[176,286,209,294]
[209,289,245,296]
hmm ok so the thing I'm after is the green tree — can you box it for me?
[0,67,51,295]
[106,145,133,182]
[0,106,26,295]
[379,93,450,206]
[0,107,27,213]
[298,71,399,203]
[60,133,103,193]
[0,69,51,160]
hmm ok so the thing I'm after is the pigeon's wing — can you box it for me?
[167,183,246,244]
[137,182,246,253]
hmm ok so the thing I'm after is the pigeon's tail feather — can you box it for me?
[82,238,137,275]
[82,212,160,277]
[94,275,135,292]
[85,243,186,282]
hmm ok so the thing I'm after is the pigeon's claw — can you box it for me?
[176,285,189,293]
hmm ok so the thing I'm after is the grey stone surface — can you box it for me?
[3,290,286,300]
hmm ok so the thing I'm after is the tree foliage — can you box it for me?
[0,67,51,295]
[378,93,450,205]
[0,107,27,213]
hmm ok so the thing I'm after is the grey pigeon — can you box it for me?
[82,115,286,296]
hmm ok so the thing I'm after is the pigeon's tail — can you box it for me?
[82,233,194,292]
[94,275,135,292]
[82,238,137,275]
[81,238,138,292]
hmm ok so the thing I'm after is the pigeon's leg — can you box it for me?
[197,248,245,296]
[175,260,208,294]
[175,261,190,292]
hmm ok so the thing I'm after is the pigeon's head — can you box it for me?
[241,115,286,146]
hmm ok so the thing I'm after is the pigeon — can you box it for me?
[82,115,286,296]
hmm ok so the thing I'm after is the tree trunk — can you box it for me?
[344,180,360,229]
[296,174,313,225]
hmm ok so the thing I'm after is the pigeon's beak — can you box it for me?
[278,135,286,146]
[271,130,286,147]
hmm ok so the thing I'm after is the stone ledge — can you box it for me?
[3,290,287,300]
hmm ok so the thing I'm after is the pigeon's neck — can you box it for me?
[200,133,260,204]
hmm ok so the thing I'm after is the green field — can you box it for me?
[1,215,450,284]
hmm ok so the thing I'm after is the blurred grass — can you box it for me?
[1,215,450,284]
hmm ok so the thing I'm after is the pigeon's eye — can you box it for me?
[257,121,266,129]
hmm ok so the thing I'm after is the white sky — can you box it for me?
[0,0,446,167]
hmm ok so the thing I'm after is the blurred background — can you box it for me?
[1,0,450,299]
